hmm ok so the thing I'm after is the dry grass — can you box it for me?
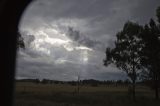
[14,82,160,106]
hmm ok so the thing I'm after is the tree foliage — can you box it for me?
[104,21,143,81]
[139,6,160,100]
[17,31,25,49]
[104,21,143,100]
[104,6,160,100]
[140,18,160,99]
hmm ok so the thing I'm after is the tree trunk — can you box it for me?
[132,63,136,101]
[132,79,136,101]
[155,85,159,100]
[77,75,80,94]
[155,75,159,100]
[131,54,136,101]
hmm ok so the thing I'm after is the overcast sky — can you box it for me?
[16,0,160,81]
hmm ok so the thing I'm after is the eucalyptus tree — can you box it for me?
[104,21,143,100]
[139,6,160,100]
[140,19,160,100]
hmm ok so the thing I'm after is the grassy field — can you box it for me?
[14,82,160,106]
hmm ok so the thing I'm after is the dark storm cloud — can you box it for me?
[20,0,160,49]
[130,0,160,24]
[29,0,114,19]
[67,27,104,50]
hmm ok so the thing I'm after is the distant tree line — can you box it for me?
[104,6,160,100]
[16,78,40,83]
[16,78,133,86]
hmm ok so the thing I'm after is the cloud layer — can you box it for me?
[16,0,160,81]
